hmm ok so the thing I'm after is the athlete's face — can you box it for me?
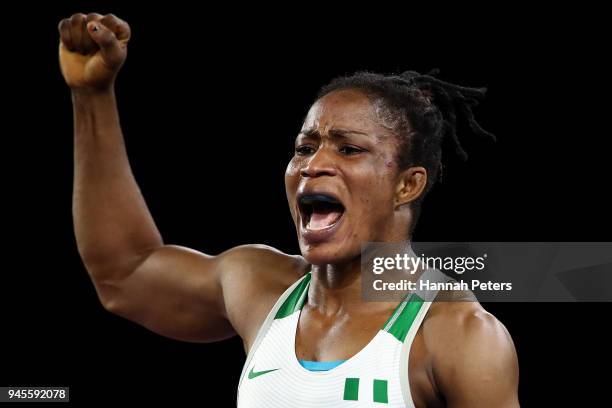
[285,89,414,266]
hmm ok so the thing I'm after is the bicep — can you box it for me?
[102,244,235,343]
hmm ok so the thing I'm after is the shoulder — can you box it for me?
[215,244,309,346]
[423,300,508,341]
[421,301,519,407]
[215,243,308,287]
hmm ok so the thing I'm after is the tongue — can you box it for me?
[308,209,343,230]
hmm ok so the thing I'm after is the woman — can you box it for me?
[59,12,519,407]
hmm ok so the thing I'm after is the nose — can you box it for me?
[300,146,337,178]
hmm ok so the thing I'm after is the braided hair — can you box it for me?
[317,69,495,233]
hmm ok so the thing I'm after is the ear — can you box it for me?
[394,166,427,209]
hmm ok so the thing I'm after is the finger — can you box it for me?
[58,18,74,51]
[86,20,117,49]
[80,17,97,54]
[84,13,104,53]
[86,21,124,69]
[100,13,131,42]
[69,13,87,54]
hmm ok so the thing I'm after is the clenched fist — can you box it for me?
[58,13,130,90]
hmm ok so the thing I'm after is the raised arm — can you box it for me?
[59,13,303,344]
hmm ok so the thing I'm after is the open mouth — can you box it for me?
[298,193,345,231]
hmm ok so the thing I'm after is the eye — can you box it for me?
[295,145,315,156]
[339,145,364,155]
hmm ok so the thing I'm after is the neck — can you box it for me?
[308,258,363,316]
[306,241,417,316]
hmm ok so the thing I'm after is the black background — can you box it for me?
[2,2,610,406]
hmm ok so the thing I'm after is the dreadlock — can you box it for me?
[317,69,495,233]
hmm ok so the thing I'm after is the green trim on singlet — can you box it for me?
[382,293,424,342]
[273,271,425,342]
[274,272,312,319]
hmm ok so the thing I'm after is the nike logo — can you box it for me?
[248,366,279,379]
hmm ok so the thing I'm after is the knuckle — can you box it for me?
[58,18,68,31]
[70,13,86,24]
[86,12,103,22]
[102,13,118,24]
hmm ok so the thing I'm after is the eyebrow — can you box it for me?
[299,128,370,139]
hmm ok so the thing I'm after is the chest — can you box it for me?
[238,274,443,407]
[295,306,392,361]
[295,309,439,407]
[239,311,411,407]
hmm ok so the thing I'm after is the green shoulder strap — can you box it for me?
[382,293,425,342]
[274,272,311,319]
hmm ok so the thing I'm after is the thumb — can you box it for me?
[87,21,125,69]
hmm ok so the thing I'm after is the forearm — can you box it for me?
[72,88,162,282]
